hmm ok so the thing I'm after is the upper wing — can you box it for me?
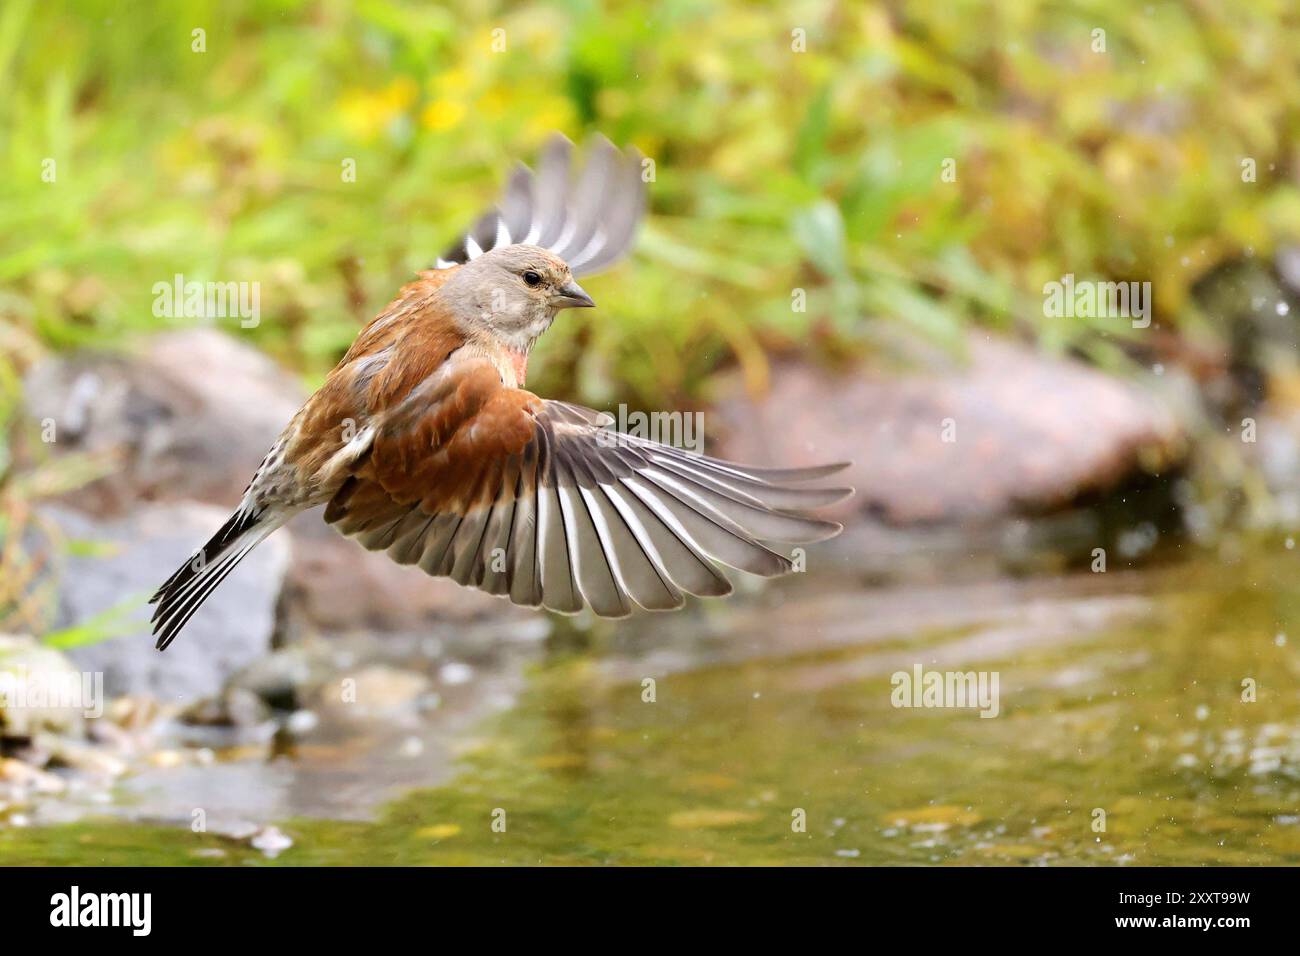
[435,134,646,278]
[324,380,852,618]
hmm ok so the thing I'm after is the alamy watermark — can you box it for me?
[596,404,705,455]
[1043,273,1151,328]
[890,664,1000,718]
[152,274,260,328]
[50,886,151,936]
[0,668,104,719]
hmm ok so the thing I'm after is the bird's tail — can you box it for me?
[148,506,283,651]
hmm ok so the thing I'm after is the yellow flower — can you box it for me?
[421,99,467,132]
[338,77,418,140]
[434,67,472,95]
[479,89,508,117]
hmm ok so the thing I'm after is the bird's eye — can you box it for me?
[522,270,542,288]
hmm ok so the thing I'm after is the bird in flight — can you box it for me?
[150,135,852,650]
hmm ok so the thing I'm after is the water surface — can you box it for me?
[3,541,1298,865]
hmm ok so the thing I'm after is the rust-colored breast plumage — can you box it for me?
[286,266,545,531]
[285,270,470,481]
[368,363,542,512]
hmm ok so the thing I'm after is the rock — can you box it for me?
[222,687,272,726]
[0,757,66,795]
[212,820,260,841]
[308,665,431,721]
[46,739,128,778]
[86,718,135,751]
[104,695,165,731]
[0,635,87,739]
[145,749,185,769]
[181,686,271,727]
[280,513,520,632]
[226,646,321,709]
[23,329,305,513]
[711,336,1184,524]
[35,502,289,703]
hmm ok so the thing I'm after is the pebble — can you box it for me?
[250,825,293,858]
[87,719,134,750]
[285,710,319,735]
[0,758,66,794]
[107,695,163,730]
[49,741,128,778]
[147,750,185,769]
[314,665,431,719]
[438,662,474,686]
[225,687,272,727]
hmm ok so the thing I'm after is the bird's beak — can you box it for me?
[553,280,595,310]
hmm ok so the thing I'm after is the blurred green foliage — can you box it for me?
[1,0,1299,409]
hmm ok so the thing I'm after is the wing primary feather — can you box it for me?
[417,514,463,575]
[622,475,792,577]
[465,458,518,591]
[582,484,682,610]
[535,424,581,612]
[613,433,850,483]
[554,454,630,617]
[475,478,518,595]
[638,447,853,510]
[563,449,682,611]
[447,508,492,584]
[639,465,842,543]
[600,482,731,597]
[507,441,542,606]
[390,512,438,565]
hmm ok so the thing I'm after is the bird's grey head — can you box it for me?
[441,244,594,352]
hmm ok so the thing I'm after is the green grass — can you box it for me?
[2,0,1298,405]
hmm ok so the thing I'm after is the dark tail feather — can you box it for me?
[150,506,272,651]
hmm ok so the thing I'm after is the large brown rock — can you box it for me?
[281,513,523,633]
[24,329,304,512]
[711,336,1184,524]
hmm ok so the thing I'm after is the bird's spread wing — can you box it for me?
[435,134,646,278]
[324,365,851,617]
